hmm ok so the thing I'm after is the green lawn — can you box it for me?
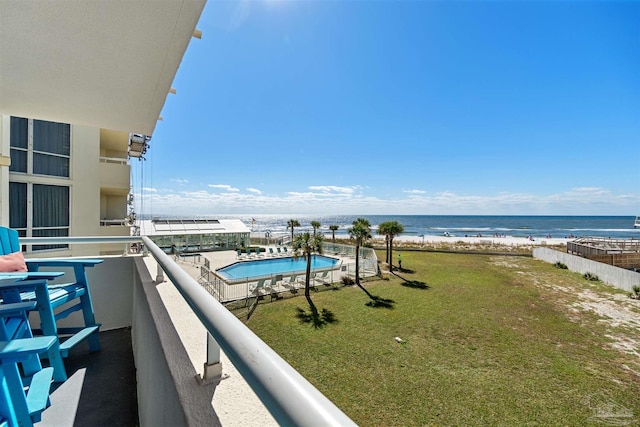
[242,250,640,426]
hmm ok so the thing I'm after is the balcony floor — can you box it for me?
[39,328,138,426]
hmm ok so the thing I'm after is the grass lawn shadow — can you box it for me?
[365,295,395,309]
[296,307,338,328]
[401,280,430,290]
[394,267,415,274]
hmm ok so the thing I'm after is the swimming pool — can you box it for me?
[216,255,339,282]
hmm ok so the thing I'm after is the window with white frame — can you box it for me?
[9,116,70,251]
[9,182,70,251]
[10,116,70,177]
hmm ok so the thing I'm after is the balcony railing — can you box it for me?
[99,156,128,165]
[99,156,130,192]
[99,219,129,226]
[21,235,356,426]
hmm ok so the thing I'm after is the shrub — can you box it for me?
[554,262,568,269]
[583,272,600,282]
[630,285,640,300]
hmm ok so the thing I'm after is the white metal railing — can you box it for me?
[21,235,356,426]
[22,236,139,245]
[99,155,128,165]
[202,265,343,303]
[99,219,129,226]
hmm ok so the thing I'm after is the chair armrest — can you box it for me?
[0,336,57,360]
[25,258,103,268]
[0,301,37,317]
[25,272,65,280]
[2,272,65,281]
[0,273,64,288]
[0,274,28,283]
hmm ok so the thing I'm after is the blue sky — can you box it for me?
[133,0,639,216]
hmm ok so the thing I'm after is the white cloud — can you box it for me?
[171,179,189,184]
[567,187,609,196]
[308,185,359,194]
[142,187,158,193]
[403,189,426,194]
[208,184,240,192]
[246,188,263,194]
[132,185,638,216]
[572,187,605,193]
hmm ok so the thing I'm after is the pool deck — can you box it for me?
[208,247,351,270]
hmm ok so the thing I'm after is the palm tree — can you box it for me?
[378,220,404,270]
[328,224,339,243]
[287,219,300,244]
[377,223,390,265]
[310,220,321,237]
[292,231,324,314]
[348,218,372,292]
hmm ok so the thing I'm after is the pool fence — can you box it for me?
[184,243,379,303]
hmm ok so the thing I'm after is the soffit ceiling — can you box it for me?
[0,0,206,135]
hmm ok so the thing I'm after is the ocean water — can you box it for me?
[171,215,640,240]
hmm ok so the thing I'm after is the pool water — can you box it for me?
[216,255,338,281]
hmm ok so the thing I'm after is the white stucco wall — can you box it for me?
[69,125,102,255]
[533,247,640,292]
[29,255,135,332]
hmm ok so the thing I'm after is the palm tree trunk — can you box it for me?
[389,237,394,271]
[385,236,390,265]
[355,242,360,286]
[304,251,316,313]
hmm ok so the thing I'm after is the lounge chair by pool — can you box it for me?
[251,279,270,296]
[313,271,331,286]
[282,275,300,292]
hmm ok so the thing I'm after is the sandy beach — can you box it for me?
[389,234,571,247]
[254,232,572,249]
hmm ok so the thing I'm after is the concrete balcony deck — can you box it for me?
[40,328,138,426]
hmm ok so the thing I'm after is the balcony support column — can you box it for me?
[156,264,165,283]
[197,332,223,385]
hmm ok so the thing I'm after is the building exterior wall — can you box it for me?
[70,125,101,239]
[100,193,128,221]
[150,232,251,253]
[0,114,132,256]
[0,116,11,224]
